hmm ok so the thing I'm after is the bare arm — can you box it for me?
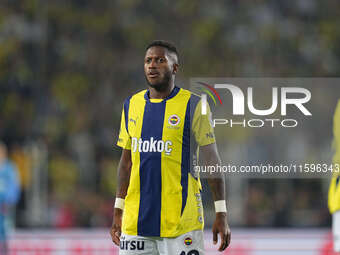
[200,143,225,201]
[110,149,132,246]
[200,143,231,251]
[116,149,132,198]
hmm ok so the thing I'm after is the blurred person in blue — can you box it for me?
[0,141,20,254]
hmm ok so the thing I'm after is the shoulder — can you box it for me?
[132,89,147,100]
[183,88,201,107]
[335,100,340,115]
[177,88,201,103]
[123,89,147,106]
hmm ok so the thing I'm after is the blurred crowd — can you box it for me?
[1,0,340,228]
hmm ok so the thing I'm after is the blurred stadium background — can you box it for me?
[1,0,340,254]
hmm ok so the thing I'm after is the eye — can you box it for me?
[159,58,165,63]
[145,58,151,63]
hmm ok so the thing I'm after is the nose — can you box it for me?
[148,59,157,69]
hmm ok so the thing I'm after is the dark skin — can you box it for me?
[110,149,131,246]
[143,46,178,98]
[201,143,231,251]
[110,46,231,251]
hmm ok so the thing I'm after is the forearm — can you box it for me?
[111,150,131,243]
[200,144,226,201]
[207,174,225,201]
[116,150,132,198]
[206,161,226,201]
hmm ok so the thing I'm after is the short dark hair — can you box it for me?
[146,40,179,63]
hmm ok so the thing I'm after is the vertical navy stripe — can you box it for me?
[137,100,165,236]
[189,94,201,130]
[123,96,132,133]
[181,99,190,215]
[189,95,201,180]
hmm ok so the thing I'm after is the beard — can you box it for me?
[145,70,172,92]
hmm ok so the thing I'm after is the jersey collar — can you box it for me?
[144,86,180,102]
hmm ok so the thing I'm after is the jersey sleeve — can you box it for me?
[192,99,216,146]
[333,100,340,165]
[328,100,340,214]
[116,106,131,150]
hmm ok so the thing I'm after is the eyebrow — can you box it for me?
[145,56,166,61]
[145,55,166,58]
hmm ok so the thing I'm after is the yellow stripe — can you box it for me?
[333,100,340,165]
[122,93,146,235]
[179,174,204,233]
[329,100,340,214]
[160,89,190,236]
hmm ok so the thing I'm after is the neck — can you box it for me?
[149,82,175,99]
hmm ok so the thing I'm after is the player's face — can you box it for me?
[144,47,175,91]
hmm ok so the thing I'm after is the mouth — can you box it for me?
[148,71,159,78]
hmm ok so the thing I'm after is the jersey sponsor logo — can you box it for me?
[120,240,145,251]
[131,137,173,155]
[168,114,180,126]
[184,237,193,246]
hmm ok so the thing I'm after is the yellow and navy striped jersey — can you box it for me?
[329,100,340,214]
[117,86,215,237]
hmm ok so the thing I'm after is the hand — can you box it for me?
[212,212,231,251]
[110,208,123,246]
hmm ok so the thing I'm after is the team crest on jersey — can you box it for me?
[168,114,180,126]
[184,237,193,246]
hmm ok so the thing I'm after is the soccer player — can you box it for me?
[329,100,340,254]
[110,40,231,254]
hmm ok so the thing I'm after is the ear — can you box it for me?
[172,63,179,74]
